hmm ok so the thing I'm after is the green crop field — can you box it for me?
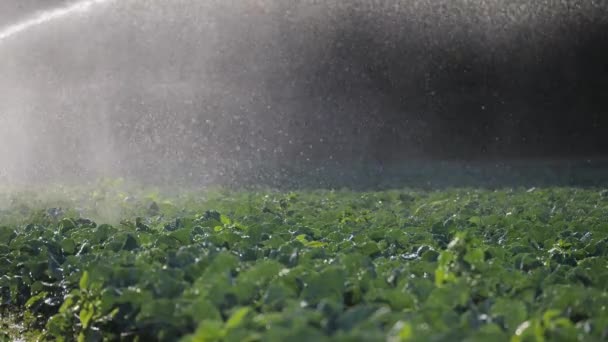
[1,182,608,341]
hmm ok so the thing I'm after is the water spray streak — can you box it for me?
[0,0,114,42]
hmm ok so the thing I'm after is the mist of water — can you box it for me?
[0,0,603,188]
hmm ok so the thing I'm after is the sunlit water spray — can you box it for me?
[0,0,119,184]
[0,0,115,42]
[0,0,595,188]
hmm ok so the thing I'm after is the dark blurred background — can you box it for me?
[1,0,607,185]
[242,0,608,163]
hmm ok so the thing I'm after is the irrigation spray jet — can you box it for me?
[0,0,114,42]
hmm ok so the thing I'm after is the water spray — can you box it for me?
[0,0,114,42]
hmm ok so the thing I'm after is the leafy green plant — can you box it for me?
[1,185,607,341]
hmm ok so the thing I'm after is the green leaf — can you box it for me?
[79,271,89,290]
[25,291,48,309]
[492,299,527,333]
[220,214,231,225]
[169,228,193,244]
[0,226,16,244]
[435,251,456,286]
[226,307,251,330]
[388,321,413,342]
[190,320,225,341]
[464,247,485,270]
[59,218,76,232]
[296,234,308,244]
[189,299,222,321]
[61,238,76,255]
[468,216,482,225]
[79,303,95,329]
[306,240,326,248]
[358,241,381,256]
[302,266,345,305]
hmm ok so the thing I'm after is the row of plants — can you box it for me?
[1,184,607,340]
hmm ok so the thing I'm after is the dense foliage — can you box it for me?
[1,183,608,341]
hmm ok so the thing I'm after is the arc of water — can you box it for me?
[0,0,115,42]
